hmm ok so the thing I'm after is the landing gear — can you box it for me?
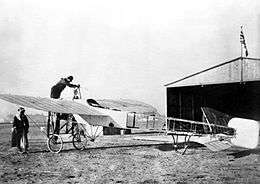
[171,134,192,155]
[72,125,102,150]
[72,130,86,150]
[47,134,63,153]
[46,108,103,153]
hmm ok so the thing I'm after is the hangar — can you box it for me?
[165,57,260,121]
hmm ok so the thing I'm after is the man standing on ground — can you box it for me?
[12,107,29,153]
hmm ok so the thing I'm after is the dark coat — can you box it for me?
[13,115,29,132]
[50,78,78,99]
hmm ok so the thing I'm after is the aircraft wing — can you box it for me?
[0,93,105,115]
[0,93,125,128]
[95,99,158,115]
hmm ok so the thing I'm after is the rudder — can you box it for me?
[228,118,259,149]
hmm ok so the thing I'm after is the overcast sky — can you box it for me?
[0,0,260,117]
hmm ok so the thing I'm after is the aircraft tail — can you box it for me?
[203,139,233,152]
[228,118,259,149]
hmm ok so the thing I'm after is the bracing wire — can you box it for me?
[25,114,48,137]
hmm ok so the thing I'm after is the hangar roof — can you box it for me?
[165,57,260,88]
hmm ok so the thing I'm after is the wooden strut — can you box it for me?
[47,112,51,138]
[171,134,192,155]
[47,112,57,138]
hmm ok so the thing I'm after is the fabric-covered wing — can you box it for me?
[0,94,105,116]
[201,107,235,135]
[201,107,232,126]
[76,114,122,128]
[95,99,158,115]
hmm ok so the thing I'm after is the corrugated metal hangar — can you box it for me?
[165,57,260,121]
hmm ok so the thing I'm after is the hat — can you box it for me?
[67,76,73,82]
[18,107,25,112]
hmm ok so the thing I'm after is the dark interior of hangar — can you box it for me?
[167,81,260,121]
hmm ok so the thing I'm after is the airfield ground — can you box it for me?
[0,123,260,184]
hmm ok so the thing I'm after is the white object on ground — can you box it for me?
[229,117,259,149]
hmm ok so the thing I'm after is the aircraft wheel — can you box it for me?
[47,134,63,153]
[72,133,86,150]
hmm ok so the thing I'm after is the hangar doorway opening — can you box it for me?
[167,81,260,121]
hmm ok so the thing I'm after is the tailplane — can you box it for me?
[203,139,233,152]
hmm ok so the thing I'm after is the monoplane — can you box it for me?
[133,106,259,154]
[0,87,159,153]
[0,88,259,154]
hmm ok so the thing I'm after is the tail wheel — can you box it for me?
[72,132,86,150]
[47,134,63,153]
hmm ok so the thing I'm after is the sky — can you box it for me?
[0,0,260,117]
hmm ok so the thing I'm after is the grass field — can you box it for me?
[0,123,260,184]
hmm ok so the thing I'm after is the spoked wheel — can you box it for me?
[47,134,63,153]
[72,131,86,150]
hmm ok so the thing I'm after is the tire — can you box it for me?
[47,134,63,153]
[72,133,86,150]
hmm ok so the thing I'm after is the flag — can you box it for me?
[240,27,248,57]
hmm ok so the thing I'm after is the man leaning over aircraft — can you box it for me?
[49,76,80,135]
[50,76,79,99]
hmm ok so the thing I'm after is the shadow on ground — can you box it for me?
[29,143,175,154]
[228,148,260,158]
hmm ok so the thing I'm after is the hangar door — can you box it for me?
[167,81,260,121]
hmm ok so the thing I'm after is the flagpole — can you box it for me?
[240,26,243,58]
[240,26,243,82]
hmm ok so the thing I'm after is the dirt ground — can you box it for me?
[0,124,260,184]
